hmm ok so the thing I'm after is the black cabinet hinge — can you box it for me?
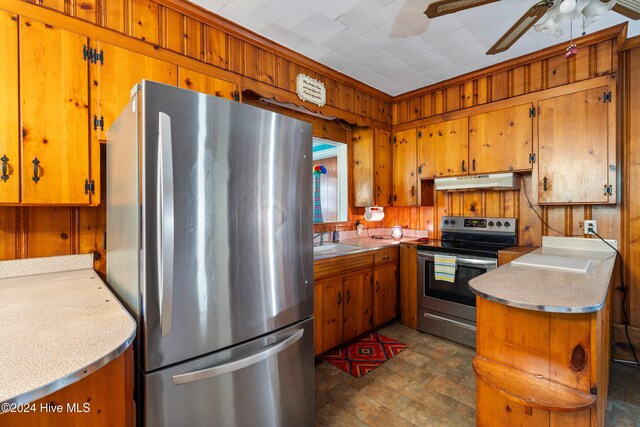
[603,91,612,103]
[93,115,104,131]
[603,184,613,196]
[233,90,240,102]
[84,179,95,195]
[529,153,536,164]
[529,106,536,117]
[393,136,397,144]
[82,45,104,64]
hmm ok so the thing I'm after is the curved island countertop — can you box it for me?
[0,254,136,407]
[468,237,617,313]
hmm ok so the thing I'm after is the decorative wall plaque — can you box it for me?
[296,74,326,107]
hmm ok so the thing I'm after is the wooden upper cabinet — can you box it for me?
[90,41,177,145]
[469,103,533,174]
[374,128,392,206]
[392,129,417,206]
[429,118,469,177]
[352,127,392,207]
[21,19,91,205]
[417,125,435,179]
[352,127,375,207]
[537,86,614,204]
[0,11,19,204]
[178,67,237,100]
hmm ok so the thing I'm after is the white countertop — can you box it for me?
[468,237,617,313]
[0,254,136,406]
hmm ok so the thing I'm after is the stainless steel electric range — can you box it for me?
[417,216,517,347]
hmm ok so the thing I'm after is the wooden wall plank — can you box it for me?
[102,0,126,33]
[529,61,544,92]
[490,71,509,102]
[0,207,18,260]
[160,6,182,53]
[26,208,72,258]
[547,54,569,88]
[227,35,243,74]
[183,16,202,60]
[445,85,460,112]
[75,0,98,23]
[131,0,159,44]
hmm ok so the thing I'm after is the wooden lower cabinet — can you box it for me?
[399,243,418,329]
[314,248,399,355]
[0,347,134,426]
[373,262,398,327]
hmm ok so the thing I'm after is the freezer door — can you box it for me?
[140,81,313,371]
[144,317,314,427]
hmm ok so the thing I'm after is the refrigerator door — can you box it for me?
[144,317,314,427]
[139,81,313,372]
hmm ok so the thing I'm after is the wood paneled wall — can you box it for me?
[19,0,391,127]
[393,25,623,128]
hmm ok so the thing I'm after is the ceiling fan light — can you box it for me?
[534,17,564,36]
[559,0,578,13]
[582,0,618,26]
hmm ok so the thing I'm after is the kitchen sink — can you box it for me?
[313,243,363,257]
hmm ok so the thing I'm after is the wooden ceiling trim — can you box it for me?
[393,23,627,102]
[155,0,392,101]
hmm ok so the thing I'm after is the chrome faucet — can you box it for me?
[313,232,332,246]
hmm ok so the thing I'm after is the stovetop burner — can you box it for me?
[418,216,518,259]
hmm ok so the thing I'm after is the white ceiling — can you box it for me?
[194,0,640,96]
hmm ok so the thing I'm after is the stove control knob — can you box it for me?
[488,221,494,227]
[444,220,450,225]
[496,221,503,227]
[450,220,456,225]
[504,221,511,228]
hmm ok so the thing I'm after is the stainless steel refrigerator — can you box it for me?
[106,80,314,426]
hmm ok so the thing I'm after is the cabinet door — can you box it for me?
[91,41,177,144]
[374,128,392,206]
[432,118,468,177]
[469,103,533,173]
[21,19,90,205]
[538,87,611,204]
[0,11,19,204]
[417,125,435,179]
[314,277,343,355]
[373,263,398,327]
[352,127,374,207]
[392,129,417,206]
[343,271,373,343]
[178,67,237,100]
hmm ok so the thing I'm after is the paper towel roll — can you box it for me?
[364,207,384,221]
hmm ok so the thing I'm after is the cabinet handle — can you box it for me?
[393,194,397,202]
[376,281,380,292]
[382,256,390,261]
[338,291,342,306]
[411,185,415,196]
[543,176,548,192]
[32,157,40,183]
[472,159,476,172]
[346,290,351,303]
[354,160,360,165]
[461,160,466,172]
[1,155,8,182]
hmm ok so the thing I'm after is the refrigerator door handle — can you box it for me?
[158,112,175,337]
[171,329,305,385]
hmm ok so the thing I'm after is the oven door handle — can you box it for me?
[417,251,496,268]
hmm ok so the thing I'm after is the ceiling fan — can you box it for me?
[425,0,640,55]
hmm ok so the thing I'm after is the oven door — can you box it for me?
[417,251,496,320]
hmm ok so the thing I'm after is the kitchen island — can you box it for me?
[469,237,617,426]
[0,254,136,426]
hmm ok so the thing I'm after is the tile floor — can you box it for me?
[315,322,640,426]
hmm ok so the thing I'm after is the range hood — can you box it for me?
[434,173,520,192]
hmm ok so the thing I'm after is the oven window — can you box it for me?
[424,261,485,306]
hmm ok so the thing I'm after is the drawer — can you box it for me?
[314,252,374,281]
[374,247,398,266]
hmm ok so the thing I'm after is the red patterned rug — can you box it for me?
[321,332,408,378]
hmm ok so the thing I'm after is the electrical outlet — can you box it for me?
[584,220,597,235]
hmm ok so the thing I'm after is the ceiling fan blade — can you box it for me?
[613,1,640,20]
[425,0,500,18]
[486,1,554,55]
